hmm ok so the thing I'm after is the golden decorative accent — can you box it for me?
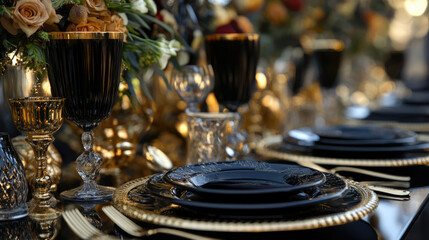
[9,97,65,136]
[12,136,62,192]
[256,135,429,167]
[48,32,124,40]
[205,33,259,41]
[112,176,378,232]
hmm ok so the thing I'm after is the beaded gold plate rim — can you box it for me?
[113,176,378,232]
[256,135,429,167]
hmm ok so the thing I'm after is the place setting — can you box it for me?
[112,159,378,233]
[345,104,429,132]
[256,124,429,167]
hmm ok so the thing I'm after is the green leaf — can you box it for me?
[0,6,12,16]
[139,14,174,37]
[169,56,182,71]
[38,31,50,42]
[152,65,170,90]
[138,74,154,101]
[129,13,152,30]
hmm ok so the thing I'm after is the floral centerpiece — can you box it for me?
[0,0,185,176]
[0,0,182,89]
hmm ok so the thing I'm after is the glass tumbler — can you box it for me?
[186,109,239,165]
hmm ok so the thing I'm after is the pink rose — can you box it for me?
[12,0,60,37]
[41,0,61,25]
[13,0,49,37]
[84,0,110,17]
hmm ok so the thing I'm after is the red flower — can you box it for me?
[215,16,254,34]
[282,0,304,12]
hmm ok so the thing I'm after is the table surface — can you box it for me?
[2,158,429,240]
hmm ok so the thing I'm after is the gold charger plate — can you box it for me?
[256,135,429,167]
[113,175,378,232]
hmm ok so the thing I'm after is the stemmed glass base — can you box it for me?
[60,185,114,202]
[26,135,62,221]
[27,197,61,221]
[60,131,114,202]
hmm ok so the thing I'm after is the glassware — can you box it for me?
[170,65,214,112]
[0,133,28,220]
[29,215,61,240]
[9,97,64,220]
[204,33,260,158]
[1,65,52,137]
[45,32,124,201]
[302,38,345,125]
[0,217,32,239]
[11,135,62,193]
[185,109,239,165]
[205,33,260,112]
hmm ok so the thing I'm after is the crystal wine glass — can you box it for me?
[9,97,65,220]
[204,33,260,158]
[45,32,124,201]
[170,65,214,112]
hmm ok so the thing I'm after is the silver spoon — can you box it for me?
[143,145,174,173]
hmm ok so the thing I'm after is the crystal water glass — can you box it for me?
[185,109,239,165]
[170,65,214,112]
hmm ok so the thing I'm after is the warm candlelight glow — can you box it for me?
[405,0,428,16]
[256,72,267,89]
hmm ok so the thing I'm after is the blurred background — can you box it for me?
[2,0,429,186]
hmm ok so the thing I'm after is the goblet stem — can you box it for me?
[26,135,60,220]
[226,115,250,161]
[76,131,102,192]
[60,130,114,201]
[187,104,199,113]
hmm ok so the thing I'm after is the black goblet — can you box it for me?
[45,32,124,201]
[306,38,344,125]
[205,33,260,112]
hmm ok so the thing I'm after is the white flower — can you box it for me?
[118,12,128,26]
[157,38,181,56]
[144,0,157,14]
[158,51,170,69]
[132,0,148,14]
[155,39,181,69]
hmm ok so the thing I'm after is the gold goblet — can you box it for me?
[9,97,65,220]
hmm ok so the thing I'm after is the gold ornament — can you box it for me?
[11,135,62,192]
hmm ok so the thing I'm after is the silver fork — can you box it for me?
[63,209,118,240]
[298,161,411,198]
[328,166,410,181]
[102,206,220,240]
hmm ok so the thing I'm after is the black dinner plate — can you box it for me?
[162,160,326,198]
[402,91,429,105]
[311,125,412,141]
[145,172,349,214]
[365,105,429,123]
[288,126,417,146]
[283,138,429,154]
